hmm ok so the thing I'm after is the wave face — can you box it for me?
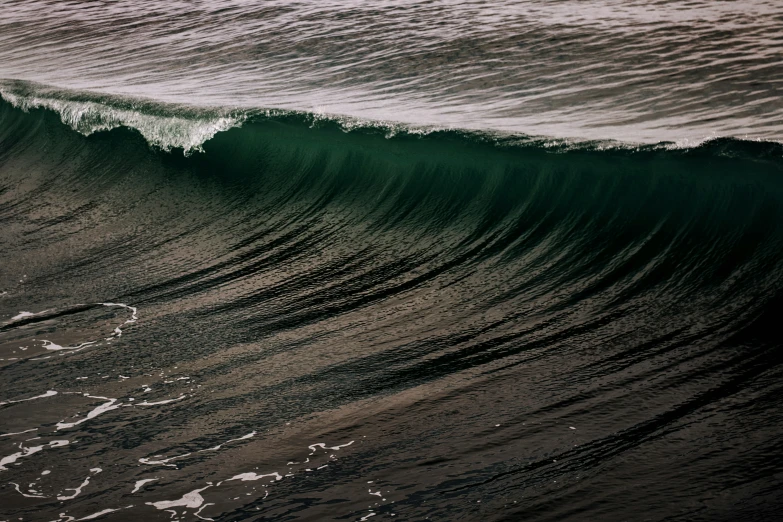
[1,97,783,521]
[2,0,783,143]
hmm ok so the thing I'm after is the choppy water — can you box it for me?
[1,1,783,521]
[2,0,782,143]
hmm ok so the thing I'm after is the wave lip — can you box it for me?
[0,80,246,154]
[2,79,782,162]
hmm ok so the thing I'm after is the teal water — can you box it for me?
[1,0,783,519]
[1,91,782,520]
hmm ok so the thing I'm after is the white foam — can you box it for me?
[56,469,102,500]
[0,428,38,437]
[199,432,256,452]
[0,89,246,155]
[136,394,186,406]
[131,478,158,493]
[56,396,119,430]
[0,440,69,471]
[76,506,133,520]
[10,482,47,498]
[226,472,283,482]
[57,475,92,500]
[308,440,354,455]
[146,486,210,510]
[0,390,57,406]
[41,340,97,352]
[194,503,216,521]
[139,453,191,467]
[101,303,138,338]
[5,303,139,360]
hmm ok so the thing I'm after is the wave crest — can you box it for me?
[1,79,782,161]
[0,80,245,154]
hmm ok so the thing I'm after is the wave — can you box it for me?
[2,83,782,321]
[0,80,246,153]
[2,79,783,521]
[3,79,782,159]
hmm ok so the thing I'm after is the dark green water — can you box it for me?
[3,0,783,519]
[1,93,783,520]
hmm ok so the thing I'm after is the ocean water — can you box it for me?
[1,1,782,521]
